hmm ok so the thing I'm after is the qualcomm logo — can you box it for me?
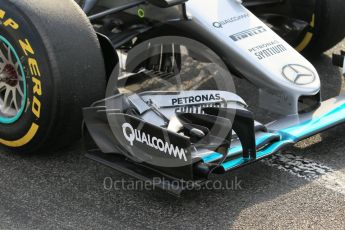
[282,64,316,85]
[122,123,188,162]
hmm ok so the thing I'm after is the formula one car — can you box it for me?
[1,0,345,195]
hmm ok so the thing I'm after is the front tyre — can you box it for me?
[0,0,106,153]
[292,0,345,54]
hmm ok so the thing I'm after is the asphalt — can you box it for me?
[1,40,345,230]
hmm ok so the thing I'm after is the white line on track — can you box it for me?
[263,153,345,195]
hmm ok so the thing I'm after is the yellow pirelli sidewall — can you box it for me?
[0,8,42,147]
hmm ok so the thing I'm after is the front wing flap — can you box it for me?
[83,90,345,194]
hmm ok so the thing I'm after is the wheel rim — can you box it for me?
[0,35,27,124]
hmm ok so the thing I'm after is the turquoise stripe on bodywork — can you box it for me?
[221,102,345,171]
[221,140,292,171]
[203,102,345,172]
[279,103,345,142]
[201,133,280,163]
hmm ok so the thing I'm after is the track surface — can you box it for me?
[1,40,345,230]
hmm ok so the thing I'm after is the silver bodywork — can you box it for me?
[184,0,320,115]
[114,0,321,115]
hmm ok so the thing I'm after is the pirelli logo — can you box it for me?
[230,26,267,42]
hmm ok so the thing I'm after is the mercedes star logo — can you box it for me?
[282,64,315,85]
